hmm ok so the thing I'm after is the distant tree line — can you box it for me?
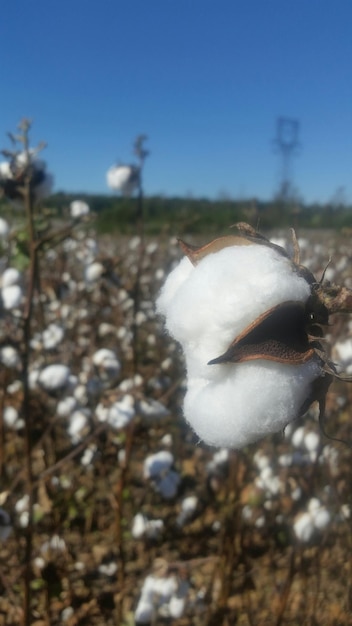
[2,192,352,236]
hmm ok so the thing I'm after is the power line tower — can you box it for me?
[274,117,300,201]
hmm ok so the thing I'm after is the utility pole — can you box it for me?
[274,117,300,201]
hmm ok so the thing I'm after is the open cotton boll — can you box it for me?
[159,245,311,370]
[70,200,90,218]
[39,364,71,392]
[157,228,333,449]
[84,262,104,283]
[0,345,20,368]
[184,359,321,448]
[106,164,140,195]
[0,218,9,239]
[0,151,53,204]
[1,267,21,288]
[2,285,22,310]
[144,451,174,479]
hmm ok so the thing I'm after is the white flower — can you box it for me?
[106,164,140,195]
[157,230,327,448]
[70,200,90,218]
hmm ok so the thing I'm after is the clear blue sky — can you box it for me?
[1,1,352,203]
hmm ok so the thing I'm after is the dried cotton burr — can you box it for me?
[157,223,352,449]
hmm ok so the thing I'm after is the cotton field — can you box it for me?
[0,209,352,625]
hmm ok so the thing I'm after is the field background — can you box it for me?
[1,214,352,625]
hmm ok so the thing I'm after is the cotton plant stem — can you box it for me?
[131,185,146,374]
[22,181,38,626]
[114,420,135,622]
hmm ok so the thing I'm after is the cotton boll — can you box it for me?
[293,512,315,542]
[138,398,170,420]
[158,245,311,368]
[42,323,64,350]
[0,152,53,203]
[2,267,21,288]
[176,495,198,526]
[84,262,104,283]
[157,470,180,499]
[303,431,320,454]
[15,494,29,515]
[157,235,326,448]
[39,364,71,392]
[106,164,140,195]
[92,348,121,383]
[169,595,186,619]
[144,451,174,479]
[312,506,331,530]
[132,514,164,540]
[80,445,97,467]
[70,200,90,218]
[0,217,9,239]
[67,409,90,443]
[2,284,22,310]
[57,396,77,418]
[3,406,23,429]
[98,561,118,576]
[106,395,135,429]
[291,426,305,448]
[0,345,20,368]
[183,359,321,448]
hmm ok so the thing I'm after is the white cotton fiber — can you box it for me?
[184,359,321,448]
[157,239,323,448]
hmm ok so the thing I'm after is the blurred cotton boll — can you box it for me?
[0,508,12,541]
[38,364,71,392]
[0,150,53,205]
[70,200,90,218]
[1,284,22,310]
[106,164,140,195]
[0,217,9,239]
[157,225,333,449]
[84,261,105,283]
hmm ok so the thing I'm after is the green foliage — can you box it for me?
[7,192,352,237]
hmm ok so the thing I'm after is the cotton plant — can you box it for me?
[135,567,189,623]
[69,199,90,219]
[143,450,181,499]
[157,222,352,449]
[106,134,149,197]
[0,121,53,207]
[293,497,331,542]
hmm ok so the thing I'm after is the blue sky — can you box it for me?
[1,1,352,203]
